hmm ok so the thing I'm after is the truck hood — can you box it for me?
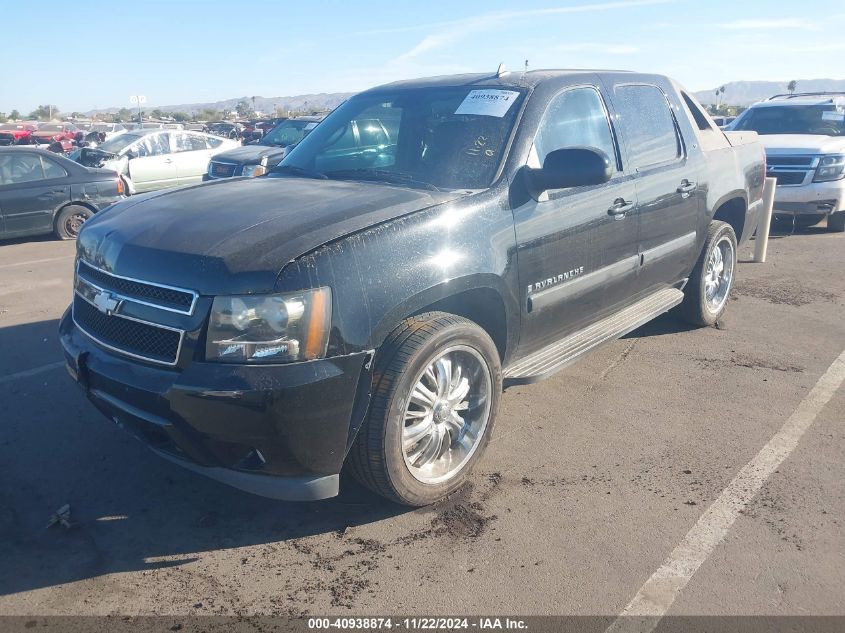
[212,144,287,164]
[759,134,845,154]
[77,177,463,295]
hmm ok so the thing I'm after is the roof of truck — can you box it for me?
[363,69,638,93]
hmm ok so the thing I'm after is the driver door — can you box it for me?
[511,85,640,356]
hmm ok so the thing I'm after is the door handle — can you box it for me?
[163,158,173,164]
[608,198,635,216]
[677,180,697,196]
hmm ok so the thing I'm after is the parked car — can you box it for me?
[73,128,239,193]
[0,123,37,146]
[0,147,124,240]
[728,92,845,231]
[205,116,322,179]
[31,122,80,145]
[206,121,244,140]
[88,122,128,141]
[60,70,764,505]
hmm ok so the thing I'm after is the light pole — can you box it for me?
[129,95,147,124]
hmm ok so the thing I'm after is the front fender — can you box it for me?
[275,184,520,363]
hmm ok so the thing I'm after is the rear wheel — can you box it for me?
[795,214,824,228]
[54,205,92,240]
[679,220,737,326]
[828,211,845,233]
[348,312,502,506]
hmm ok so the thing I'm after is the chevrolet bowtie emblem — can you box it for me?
[92,290,121,315]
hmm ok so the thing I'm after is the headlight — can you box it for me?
[814,154,845,182]
[242,164,268,178]
[206,287,331,363]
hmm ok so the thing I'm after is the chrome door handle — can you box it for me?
[608,198,635,216]
[677,180,697,196]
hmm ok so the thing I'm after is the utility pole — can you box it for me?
[130,95,147,124]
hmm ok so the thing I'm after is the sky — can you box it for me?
[2,0,844,114]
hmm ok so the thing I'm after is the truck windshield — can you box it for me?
[275,86,526,190]
[260,120,315,147]
[733,105,845,136]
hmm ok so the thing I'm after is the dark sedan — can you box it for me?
[0,147,125,240]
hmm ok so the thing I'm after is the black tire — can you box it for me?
[348,312,502,506]
[828,211,845,233]
[54,205,93,240]
[795,214,824,228]
[679,220,737,327]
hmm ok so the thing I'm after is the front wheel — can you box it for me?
[348,312,502,506]
[678,220,737,326]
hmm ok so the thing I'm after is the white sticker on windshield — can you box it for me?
[304,122,318,130]
[821,110,844,122]
[454,90,520,117]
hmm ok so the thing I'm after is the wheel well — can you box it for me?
[412,288,508,362]
[713,198,746,240]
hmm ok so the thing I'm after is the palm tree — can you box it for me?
[715,86,726,109]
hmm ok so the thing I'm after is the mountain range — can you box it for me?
[692,79,845,106]
[86,93,354,116]
[83,77,845,116]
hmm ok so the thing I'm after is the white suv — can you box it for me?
[728,92,845,232]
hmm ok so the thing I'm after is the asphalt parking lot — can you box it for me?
[0,223,843,620]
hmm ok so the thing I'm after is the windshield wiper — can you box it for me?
[326,169,442,191]
[270,165,327,179]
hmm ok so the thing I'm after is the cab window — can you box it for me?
[533,86,618,172]
[614,84,681,170]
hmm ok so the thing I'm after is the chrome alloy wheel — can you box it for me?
[401,345,492,484]
[704,235,735,313]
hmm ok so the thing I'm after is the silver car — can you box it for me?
[75,129,240,193]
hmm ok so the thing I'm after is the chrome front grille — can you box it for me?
[73,295,182,365]
[766,154,819,187]
[77,261,196,315]
[73,262,196,366]
[770,171,807,186]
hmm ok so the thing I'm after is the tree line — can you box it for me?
[1,98,325,124]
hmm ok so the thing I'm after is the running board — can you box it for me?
[503,288,684,387]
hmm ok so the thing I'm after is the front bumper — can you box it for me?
[773,180,844,216]
[59,308,373,500]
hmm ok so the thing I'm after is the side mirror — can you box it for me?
[524,147,613,196]
[125,149,138,160]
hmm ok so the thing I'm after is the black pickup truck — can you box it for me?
[59,70,764,506]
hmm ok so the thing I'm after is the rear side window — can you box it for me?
[534,86,618,171]
[614,84,681,170]
[41,156,68,179]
